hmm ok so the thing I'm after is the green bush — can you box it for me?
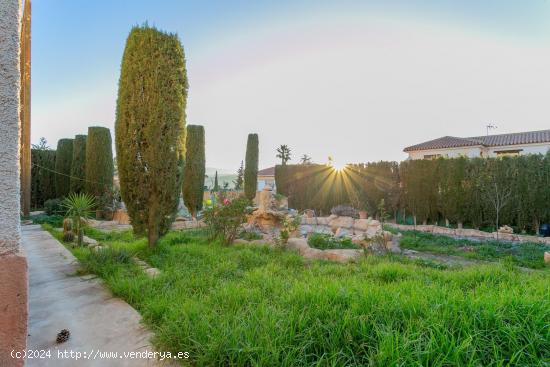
[203,197,250,244]
[31,148,56,208]
[115,25,188,247]
[308,233,360,250]
[244,133,258,200]
[70,134,87,194]
[85,127,114,198]
[44,198,63,215]
[182,125,205,218]
[54,138,73,198]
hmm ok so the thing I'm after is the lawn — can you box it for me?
[41,224,550,366]
[389,229,550,269]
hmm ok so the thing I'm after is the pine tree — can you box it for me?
[70,134,87,194]
[115,25,188,247]
[85,127,114,198]
[213,171,219,192]
[234,160,244,190]
[55,138,73,198]
[244,134,259,200]
[182,125,205,218]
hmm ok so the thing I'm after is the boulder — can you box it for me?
[299,225,314,236]
[316,217,330,226]
[329,216,354,231]
[323,249,362,263]
[545,252,550,264]
[498,225,514,234]
[353,219,370,232]
[287,238,310,252]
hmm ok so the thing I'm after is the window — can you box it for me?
[423,154,441,160]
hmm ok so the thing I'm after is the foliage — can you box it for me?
[308,233,360,250]
[96,186,121,219]
[70,134,87,194]
[238,230,263,241]
[244,133,259,200]
[62,217,75,243]
[213,171,219,192]
[182,125,206,218]
[399,230,550,269]
[56,226,550,366]
[115,25,188,247]
[31,148,56,208]
[32,137,49,150]
[27,213,64,227]
[44,198,63,215]
[233,160,244,190]
[54,138,73,198]
[203,197,250,245]
[85,126,114,198]
[62,192,96,247]
[276,144,292,165]
[278,215,301,245]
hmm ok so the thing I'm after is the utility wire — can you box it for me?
[31,162,111,186]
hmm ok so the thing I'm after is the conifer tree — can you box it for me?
[234,161,244,190]
[55,138,73,198]
[182,125,205,218]
[244,133,259,200]
[115,25,188,247]
[85,127,114,198]
[70,134,87,194]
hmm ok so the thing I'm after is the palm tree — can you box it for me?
[276,145,292,165]
[300,154,312,165]
[62,193,96,247]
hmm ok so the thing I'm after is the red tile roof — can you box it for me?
[404,129,550,152]
[257,166,275,176]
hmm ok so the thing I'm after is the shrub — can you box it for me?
[278,215,301,245]
[70,134,87,194]
[203,197,250,245]
[182,125,205,218]
[244,133,259,200]
[308,233,360,250]
[115,25,188,247]
[55,138,73,198]
[31,148,56,208]
[44,198,63,215]
[85,127,114,198]
[62,192,96,247]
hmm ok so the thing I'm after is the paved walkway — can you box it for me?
[22,225,170,366]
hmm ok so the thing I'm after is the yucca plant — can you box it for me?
[62,193,96,246]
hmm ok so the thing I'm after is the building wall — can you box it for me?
[257,175,275,191]
[408,142,550,160]
[0,1,28,365]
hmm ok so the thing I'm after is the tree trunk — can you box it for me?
[148,229,159,248]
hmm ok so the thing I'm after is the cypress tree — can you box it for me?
[31,149,56,208]
[244,133,259,200]
[182,125,205,218]
[115,25,188,247]
[55,138,73,198]
[213,171,219,191]
[85,127,114,198]
[234,161,244,190]
[70,134,87,194]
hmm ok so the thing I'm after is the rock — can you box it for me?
[329,216,354,231]
[353,219,370,232]
[334,227,352,238]
[304,209,316,218]
[303,217,318,225]
[498,225,514,234]
[82,236,98,245]
[316,217,330,226]
[299,225,314,236]
[287,238,310,252]
[323,249,362,263]
[351,234,365,246]
[388,233,402,253]
[544,252,550,264]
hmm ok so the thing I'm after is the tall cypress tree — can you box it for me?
[70,134,87,194]
[213,171,219,191]
[244,133,259,200]
[116,25,188,247]
[85,127,114,198]
[182,125,205,218]
[55,138,73,198]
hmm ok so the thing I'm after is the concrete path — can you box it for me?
[22,225,173,366]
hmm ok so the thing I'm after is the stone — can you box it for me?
[329,216,354,231]
[498,225,514,234]
[353,219,370,232]
[545,252,550,264]
[323,249,362,263]
[82,235,98,245]
[303,217,318,225]
[351,234,365,246]
[287,238,310,252]
[304,209,315,218]
[316,217,330,226]
[334,227,352,238]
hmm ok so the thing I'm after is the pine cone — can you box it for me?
[56,329,70,343]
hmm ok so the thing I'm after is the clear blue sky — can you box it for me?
[33,1,550,170]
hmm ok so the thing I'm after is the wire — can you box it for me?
[31,162,111,186]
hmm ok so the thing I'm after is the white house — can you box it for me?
[404,129,550,160]
[257,166,276,191]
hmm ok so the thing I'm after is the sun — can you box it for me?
[331,159,348,172]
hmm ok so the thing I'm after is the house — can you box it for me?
[257,166,276,191]
[404,129,550,160]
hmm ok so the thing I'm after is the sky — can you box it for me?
[32,0,550,171]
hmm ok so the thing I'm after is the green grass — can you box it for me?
[393,230,550,269]
[308,233,361,250]
[42,225,550,366]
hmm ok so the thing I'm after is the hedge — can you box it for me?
[55,138,73,198]
[70,134,87,194]
[85,127,114,198]
[31,149,56,208]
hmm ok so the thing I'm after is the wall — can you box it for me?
[407,146,483,160]
[487,142,550,157]
[0,1,28,366]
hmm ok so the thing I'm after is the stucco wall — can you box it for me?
[0,1,28,366]
[408,142,550,160]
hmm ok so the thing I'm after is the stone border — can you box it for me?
[388,223,550,245]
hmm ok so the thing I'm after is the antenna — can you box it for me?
[486,124,498,136]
